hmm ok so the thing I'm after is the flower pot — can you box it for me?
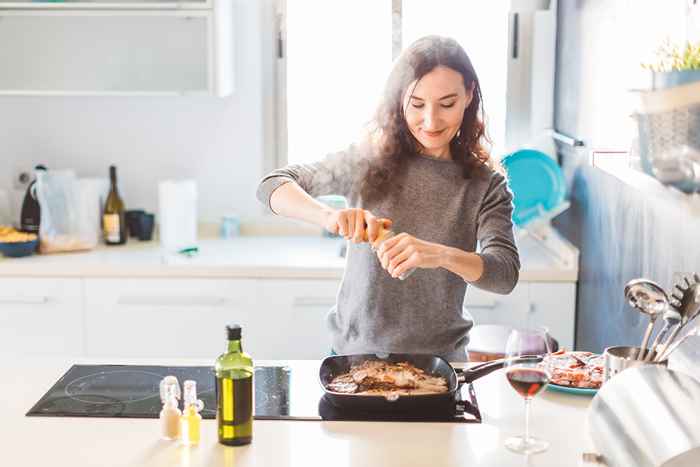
[651,69,700,90]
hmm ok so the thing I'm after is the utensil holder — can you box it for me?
[603,345,667,383]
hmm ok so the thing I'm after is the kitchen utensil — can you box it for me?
[603,346,667,383]
[318,353,542,412]
[624,279,669,360]
[656,274,700,362]
[667,335,700,384]
[660,328,700,363]
[644,308,681,362]
[501,149,567,227]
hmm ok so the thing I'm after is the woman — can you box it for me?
[257,36,519,361]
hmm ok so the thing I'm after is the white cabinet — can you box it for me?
[257,279,340,360]
[464,281,576,350]
[84,277,341,360]
[0,278,83,355]
[84,278,258,358]
[0,0,234,96]
[464,283,530,328]
[527,282,576,350]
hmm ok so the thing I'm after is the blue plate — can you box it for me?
[546,383,597,396]
[501,149,566,227]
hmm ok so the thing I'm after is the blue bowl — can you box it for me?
[0,239,38,258]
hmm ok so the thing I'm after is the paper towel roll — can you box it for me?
[158,180,198,252]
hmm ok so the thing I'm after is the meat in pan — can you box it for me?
[326,360,449,396]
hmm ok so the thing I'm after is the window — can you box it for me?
[278,1,538,166]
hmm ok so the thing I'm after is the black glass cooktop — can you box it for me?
[26,363,480,423]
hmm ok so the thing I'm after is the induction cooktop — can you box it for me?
[26,363,481,423]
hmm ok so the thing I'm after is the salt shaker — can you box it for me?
[160,378,182,441]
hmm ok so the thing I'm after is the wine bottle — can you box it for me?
[103,165,126,245]
[20,165,47,235]
[214,324,253,446]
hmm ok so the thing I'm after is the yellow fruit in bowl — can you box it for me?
[0,226,38,243]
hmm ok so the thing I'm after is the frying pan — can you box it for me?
[319,353,542,412]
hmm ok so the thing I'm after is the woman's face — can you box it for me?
[402,65,474,159]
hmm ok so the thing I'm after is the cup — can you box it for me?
[137,213,155,241]
[220,214,241,239]
[125,210,146,238]
[603,345,667,383]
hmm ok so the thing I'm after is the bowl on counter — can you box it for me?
[0,239,38,258]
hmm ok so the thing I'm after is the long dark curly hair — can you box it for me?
[361,35,495,203]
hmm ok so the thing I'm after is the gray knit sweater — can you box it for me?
[256,147,520,361]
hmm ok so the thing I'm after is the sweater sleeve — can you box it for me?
[469,172,520,294]
[256,146,363,213]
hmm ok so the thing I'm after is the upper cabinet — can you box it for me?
[0,0,234,96]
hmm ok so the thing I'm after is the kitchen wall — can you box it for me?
[0,0,277,225]
[553,0,700,352]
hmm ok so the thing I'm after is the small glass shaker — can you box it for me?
[220,214,241,239]
[371,227,416,280]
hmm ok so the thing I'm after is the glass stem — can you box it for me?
[524,397,531,444]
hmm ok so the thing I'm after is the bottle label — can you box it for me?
[103,214,120,243]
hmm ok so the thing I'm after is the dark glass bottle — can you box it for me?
[103,165,126,245]
[214,324,253,446]
[20,165,47,235]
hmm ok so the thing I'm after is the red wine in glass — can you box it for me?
[506,367,550,399]
[503,326,552,455]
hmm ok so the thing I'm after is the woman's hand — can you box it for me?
[324,208,392,244]
[377,233,445,279]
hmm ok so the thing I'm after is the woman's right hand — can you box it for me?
[324,208,392,244]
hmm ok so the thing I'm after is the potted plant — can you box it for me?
[642,39,700,90]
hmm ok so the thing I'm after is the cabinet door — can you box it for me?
[0,11,211,94]
[84,278,259,358]
[527,282,576,350]
[463,283,530,328]
[257,279,340,359]
[0,278,83,356]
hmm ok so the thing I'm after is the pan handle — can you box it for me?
[458,355,543,385]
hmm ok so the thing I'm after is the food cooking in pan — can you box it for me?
[326,360,449,396]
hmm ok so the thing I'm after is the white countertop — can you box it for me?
[0,235,577,281]
[3,357,594,467]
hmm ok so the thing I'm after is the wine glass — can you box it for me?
[503,326,552,455]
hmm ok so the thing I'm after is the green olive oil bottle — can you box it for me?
[214,324,253,446]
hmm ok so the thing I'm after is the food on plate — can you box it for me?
[546,350,603,389]
[0,226,37,243]
[327,360,449,396]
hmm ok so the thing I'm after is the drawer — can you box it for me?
[85,278,260,358]
[0,278,83,355]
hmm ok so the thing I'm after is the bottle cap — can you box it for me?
[160,375,181,403]
[183,380,204,412]
[226,324,242,340]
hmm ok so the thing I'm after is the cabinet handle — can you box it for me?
[117,296,227,307]
[293,297,336,307]
[464,300,499,309]
[0,296,49,305]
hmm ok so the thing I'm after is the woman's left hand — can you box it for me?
[377,233,445,279]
